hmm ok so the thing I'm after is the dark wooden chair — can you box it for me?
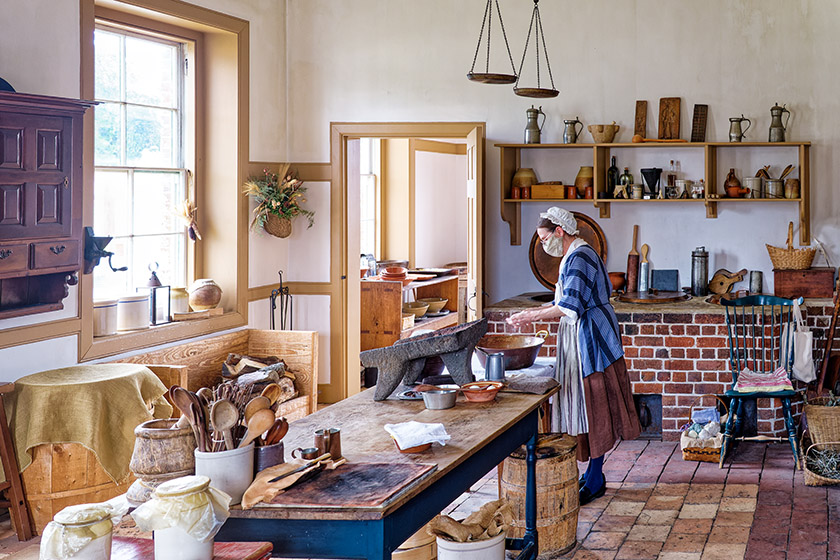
[0,382,33,540]
[718,295,804,469]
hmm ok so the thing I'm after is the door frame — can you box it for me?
[325,122,485,403]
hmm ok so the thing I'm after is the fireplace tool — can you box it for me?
[269,270,293,330]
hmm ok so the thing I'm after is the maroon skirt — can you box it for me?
[576,356,641,462]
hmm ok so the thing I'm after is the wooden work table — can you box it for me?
[219,386,556,559]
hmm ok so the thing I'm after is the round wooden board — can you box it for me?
[616,291,691,304]
[528,212,607,290]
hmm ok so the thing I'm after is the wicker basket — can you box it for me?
[264,214,292,238]
[804,397,840,445]
[681,394,728,463]
[766,221,815,270]
[803,440,840,486]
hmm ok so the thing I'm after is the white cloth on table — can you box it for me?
[471,354,555,381]
[384,421,451,449]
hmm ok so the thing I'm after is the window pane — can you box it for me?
[125,36,178,108]
[360,175,375,221]
[126,106,177,167]
[94,103,123,166]
[94,170,131,237]
[133,171,184,235]
[133,234,185,289]
[94,30,122,101]
[93,237,130,299]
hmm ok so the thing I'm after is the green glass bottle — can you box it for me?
[606,156,619,197]
[619,166,633,187]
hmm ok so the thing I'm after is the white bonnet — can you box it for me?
[540,207,578,235]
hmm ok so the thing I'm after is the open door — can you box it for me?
[466,126,484,320]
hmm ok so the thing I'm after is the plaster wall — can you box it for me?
[414,150,468,268]
[284,0,840,304]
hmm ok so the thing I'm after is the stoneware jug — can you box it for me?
[769,102,790,142]
[563,116,583,144]
[524,105,545,144]
[728,115,751,142]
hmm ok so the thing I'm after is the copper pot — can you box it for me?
[476,331,547,370]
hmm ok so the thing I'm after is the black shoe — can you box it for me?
[579,475,606,506]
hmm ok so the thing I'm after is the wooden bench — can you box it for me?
[115,329,319,421]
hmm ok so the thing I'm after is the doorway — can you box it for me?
[325,123,485,403]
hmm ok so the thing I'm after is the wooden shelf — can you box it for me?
[497,141,811,245]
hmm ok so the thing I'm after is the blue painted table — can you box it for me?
[218,387,556,559]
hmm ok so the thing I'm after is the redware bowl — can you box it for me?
[385,266,408,276]
[461,381,503,403]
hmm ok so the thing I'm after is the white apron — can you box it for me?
[551,238,590,436]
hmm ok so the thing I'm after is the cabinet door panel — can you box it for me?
[0,127,23,169]
[31,239,79,270]
[0,182,25,242]
[34,180,70,236]
[36,128,62,171]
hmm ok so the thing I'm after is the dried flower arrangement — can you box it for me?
[243,164,315,237]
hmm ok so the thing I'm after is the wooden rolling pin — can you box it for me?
[626,225,640,293]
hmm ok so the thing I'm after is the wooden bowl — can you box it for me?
[392,438,432,453]
[461,381,503,403]
[403,301,429,318]
[588,122,619,143]
[418,297,447,313]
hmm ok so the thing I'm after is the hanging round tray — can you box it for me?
[514,87,559,99]
[467,72,518,85]
[528,212,607,290]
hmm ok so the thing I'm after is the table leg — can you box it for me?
[512,429,539,559]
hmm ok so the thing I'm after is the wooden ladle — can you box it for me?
[263,417,289,446]
[260,383,283,406]
[631,134,688,143]
[244,395,271,423]
[238,408,276,449]
[211,399,239,451]
[170,386,204,451]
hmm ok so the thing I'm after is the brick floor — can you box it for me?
[2,440,837,559]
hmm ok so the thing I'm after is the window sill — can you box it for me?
[81,310,246,361]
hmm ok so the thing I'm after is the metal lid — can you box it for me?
[692,246,708,257]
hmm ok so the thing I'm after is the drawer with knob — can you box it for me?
[31,239,80,270]
[0,244,28,275]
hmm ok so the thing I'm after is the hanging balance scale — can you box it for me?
[513,0,559,98]
[466,0,518,84]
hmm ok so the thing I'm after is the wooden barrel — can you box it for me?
[501,433,579,558]
[22,443,133,534]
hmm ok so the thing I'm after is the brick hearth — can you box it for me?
[484,295,835,441]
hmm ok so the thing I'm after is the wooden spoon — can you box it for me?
[210,399,239,451]
[779,164,795,180]
[170,386,203,450]
[631,134,687,143]
[244,395,271,423]
[263,417,289,446]
[238,408,275,449]
[196,387,214,407]
[260,383,283,406]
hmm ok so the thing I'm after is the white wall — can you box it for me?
[414,150,468,268]
[285,0,840,303]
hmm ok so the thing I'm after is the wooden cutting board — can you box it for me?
[634,100,647,137]
[269,462,436,508]
[658,97,681,139]
[112,537,272,560]
[617,291,690,304]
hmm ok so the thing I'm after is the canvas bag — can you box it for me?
[781,300,816,383]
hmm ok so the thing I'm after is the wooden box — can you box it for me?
[23,443,133,534]
[774,267,835,299]
[531,182,565,199]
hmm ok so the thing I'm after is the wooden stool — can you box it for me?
[0,383,33,540]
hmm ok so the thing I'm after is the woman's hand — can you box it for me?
[506,309,537,329]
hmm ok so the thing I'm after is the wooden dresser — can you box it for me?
[0,91,95,319]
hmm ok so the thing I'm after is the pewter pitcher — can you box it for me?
[563,116,583,144]
[728,115,751,142]
[769,103,790,142]
[524,105,545,144]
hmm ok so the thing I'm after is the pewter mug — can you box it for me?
[769,103,790,143]
[485,352,506,381]
[524,105,545,144]
[728,115,751,142]
[563,116,583,144]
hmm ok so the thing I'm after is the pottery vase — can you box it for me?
[574,166,594,197]
[188,279,222,311]
[512,168,537,197]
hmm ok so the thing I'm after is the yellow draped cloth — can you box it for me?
[5,364,172,484]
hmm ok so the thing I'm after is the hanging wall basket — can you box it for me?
[264,214,292,238]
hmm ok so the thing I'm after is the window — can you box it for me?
[359,138,380,258]
[93,23,193,298]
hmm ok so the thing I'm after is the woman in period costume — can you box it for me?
[507,207,640,505]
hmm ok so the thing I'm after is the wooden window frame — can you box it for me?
[77,0,250,361]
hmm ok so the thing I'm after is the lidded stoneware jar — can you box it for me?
[187,279,222,311]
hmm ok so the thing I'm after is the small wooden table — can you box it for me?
[218,386,556,559]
